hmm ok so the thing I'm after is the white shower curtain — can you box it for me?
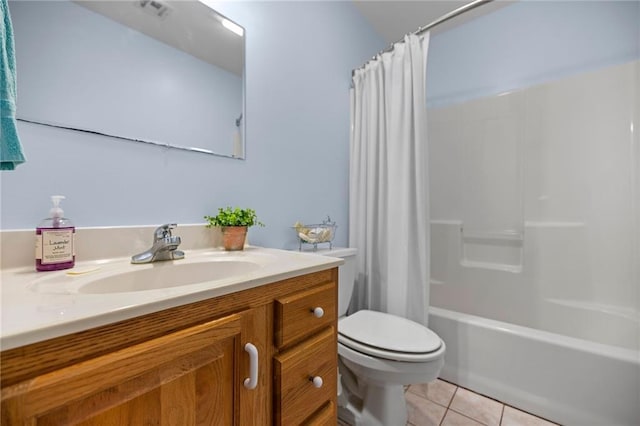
[349,33,430,325]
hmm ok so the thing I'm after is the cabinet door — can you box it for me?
[2,313,246,426]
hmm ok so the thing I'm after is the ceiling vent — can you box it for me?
[136,0,172,19]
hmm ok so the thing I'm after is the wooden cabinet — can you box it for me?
[274,282,338,425]
[1,268,337,426]
[2,314,244,425]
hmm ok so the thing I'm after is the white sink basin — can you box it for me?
[78,260,261,294]
[29,257,263,295]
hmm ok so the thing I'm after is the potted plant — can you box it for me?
[204,207,264,251]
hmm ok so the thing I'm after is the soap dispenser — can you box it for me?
[35,195,75,271]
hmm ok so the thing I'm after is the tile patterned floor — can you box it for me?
[338,379,559,426]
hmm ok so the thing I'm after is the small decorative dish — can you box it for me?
[293,217,337,251]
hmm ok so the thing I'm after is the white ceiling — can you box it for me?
[352,0,510,45]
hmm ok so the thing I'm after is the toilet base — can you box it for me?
[338,363,408,426]
[340,383,407,426]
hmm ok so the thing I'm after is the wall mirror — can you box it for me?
[11,0,246,158]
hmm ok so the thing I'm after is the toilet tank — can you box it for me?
[314,247,357,317]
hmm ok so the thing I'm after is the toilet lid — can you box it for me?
[338,310,442,356]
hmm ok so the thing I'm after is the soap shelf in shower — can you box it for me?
[459,227,523,273]
[459,259,522,273]
[461,229,523,242]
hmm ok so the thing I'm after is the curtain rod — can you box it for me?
[352,0,494,76]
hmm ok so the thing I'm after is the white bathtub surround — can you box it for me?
[427,60,639,425]
[429,61,639,337]
[430,221,639,351]
[349,32,431,324]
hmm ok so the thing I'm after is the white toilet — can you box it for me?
[316,247,446,426]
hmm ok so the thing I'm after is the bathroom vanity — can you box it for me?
[0,244,340,425]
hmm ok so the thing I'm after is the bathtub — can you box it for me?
[428,307,640,426]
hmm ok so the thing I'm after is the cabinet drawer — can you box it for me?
[275,282,335,348]
[305,402,336,425]
[274,327,337,426]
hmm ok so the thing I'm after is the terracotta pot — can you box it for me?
[221,226,248,251]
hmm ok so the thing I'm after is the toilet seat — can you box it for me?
[338,310,443,362]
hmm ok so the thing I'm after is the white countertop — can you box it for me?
[1,246,342,351]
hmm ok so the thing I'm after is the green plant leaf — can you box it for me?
[204,207,265,228]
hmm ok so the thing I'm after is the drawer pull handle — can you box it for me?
[311,376,324,388]
[243,343,259,390]
[311,307,325,318]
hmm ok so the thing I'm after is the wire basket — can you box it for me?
[293,218,337,251]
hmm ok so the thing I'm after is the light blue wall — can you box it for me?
[427,0,640,107]
[1,1,384,250]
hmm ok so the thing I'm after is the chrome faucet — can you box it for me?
[131,223,185,264]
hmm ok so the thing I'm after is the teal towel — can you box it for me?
[1,0,25,171]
